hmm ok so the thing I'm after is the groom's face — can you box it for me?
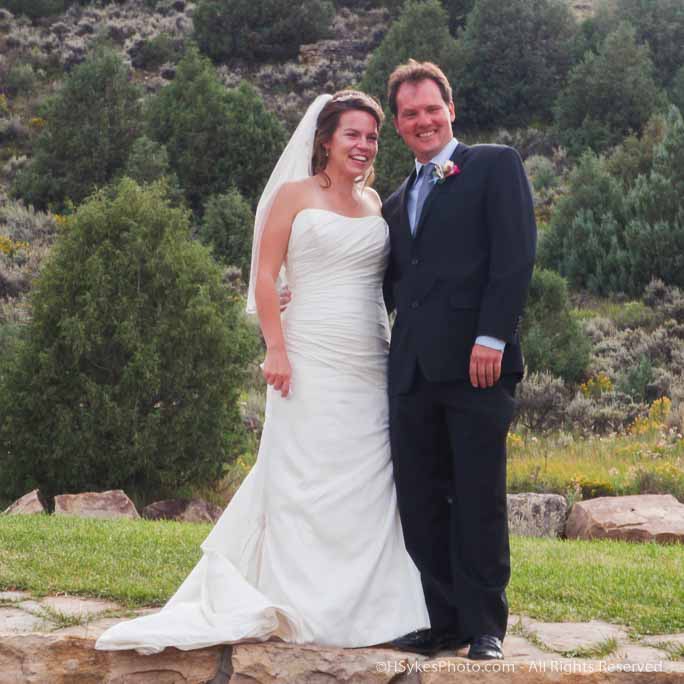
[393,79,455,163]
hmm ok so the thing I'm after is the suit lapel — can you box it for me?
[413,143,469,239]
[398,170,416,240]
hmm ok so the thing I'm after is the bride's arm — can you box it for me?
[255,184,298,398]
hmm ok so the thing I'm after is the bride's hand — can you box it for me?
[262,346,292,398]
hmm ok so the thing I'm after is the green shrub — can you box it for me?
[620,106,684,294]
[443,0,476,33]
[454,0,577,129]
[605,112,667,188]
[616,354,654,401]
[11,47,142,212]
[521,268,592,383]
[615,0,684,89]
[5,62,37,96]
[146,46,286,211]
[538,151,627,290]
[130,34,181,70]
[670,66,684,115]
[1,0,68,19]
[0,178,258,505]
[199,188,254,279]
[525,155,559,193]
[554,23,665,154]
[194,0,335,63]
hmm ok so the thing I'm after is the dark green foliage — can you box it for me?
[554,23,664,154]
[454,0,577,128]
[194,0,335,63]
[605,113,667,189]
[11,48,142,212]
[615,0,684,89]
[0,178,258,504]
[122,136,185,206]
[0,0,160,19]
[0,0,68,19]
[539,151,626,291]
[521,268,592,383]
[541,108,684,296]
[669,66,684,119]
[199,188,255,279]
[616,354,654,401]
[130,34,182,70]
[443,0,476,33]
[620,107,684,293]
[145,46,286,212]
[5,62,37,96]
[360,0,457,196]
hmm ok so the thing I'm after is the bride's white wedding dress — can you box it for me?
[95,208,429,655]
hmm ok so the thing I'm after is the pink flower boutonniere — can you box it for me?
[431,160,461,184]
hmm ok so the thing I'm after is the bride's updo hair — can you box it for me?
[312,90,385,188]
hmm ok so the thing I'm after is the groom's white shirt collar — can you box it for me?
[414,137,459,179]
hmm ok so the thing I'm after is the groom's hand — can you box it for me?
[279,285,292,312]
[469,344,503,388]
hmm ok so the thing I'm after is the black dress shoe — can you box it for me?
[391,629,469,655]
[468,634,504,660]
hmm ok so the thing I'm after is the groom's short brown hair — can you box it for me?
[387,60,453,117]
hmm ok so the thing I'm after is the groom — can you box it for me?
[382,61,536,660]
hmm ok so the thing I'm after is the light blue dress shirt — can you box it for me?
[407,137,505,353]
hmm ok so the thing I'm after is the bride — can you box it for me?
[95,91,429,655]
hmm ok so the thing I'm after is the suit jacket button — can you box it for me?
[411,301,419,309]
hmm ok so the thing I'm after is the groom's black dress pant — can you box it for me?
[389,364,517,641]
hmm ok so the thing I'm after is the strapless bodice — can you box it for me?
[282,208,390,385]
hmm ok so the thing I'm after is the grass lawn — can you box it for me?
[0,515,682,636]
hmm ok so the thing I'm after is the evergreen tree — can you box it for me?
[146,45,286,212]
[622,106,684,293]
[454,0,577,128]
[443,0,476,33]
[538,151,627,292]
[616,0,684,89]
[199,188,255,280]
[554,22,664,154]
[522,268,591,383]
[194,0,335,62]
[0,178,258,504]
[11,47,142,211]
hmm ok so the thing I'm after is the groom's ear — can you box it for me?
[448,101,456,122]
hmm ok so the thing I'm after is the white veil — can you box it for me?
[246,94,333,314]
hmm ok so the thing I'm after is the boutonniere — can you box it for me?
[431,160,461,184]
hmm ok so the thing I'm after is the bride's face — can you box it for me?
[324,110,379,179]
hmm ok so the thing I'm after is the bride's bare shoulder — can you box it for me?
[275,178,320,212]
[363,187,383,215]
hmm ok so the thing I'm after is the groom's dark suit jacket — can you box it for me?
[382,143,537,395]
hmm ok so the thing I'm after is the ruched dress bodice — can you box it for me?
[283,208,391,387]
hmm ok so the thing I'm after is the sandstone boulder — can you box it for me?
[565,494,684,543]
[0,634,223,684]
[142,498,223,524]
[2,489,47,516]
[507,493,568,537]
[54,490,139,520]
[231,642,425,684]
